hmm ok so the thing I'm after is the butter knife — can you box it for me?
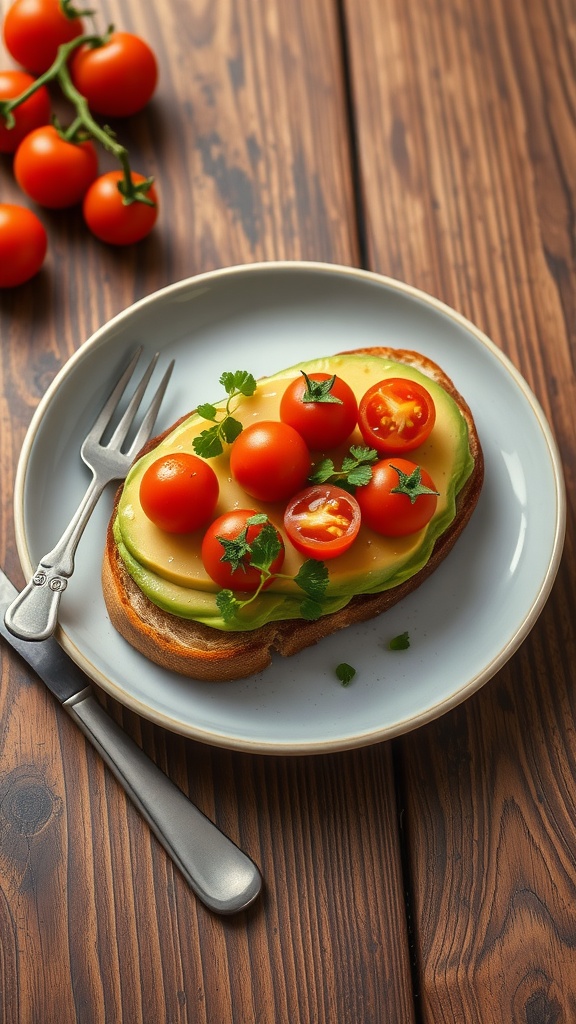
[0,568,262,915]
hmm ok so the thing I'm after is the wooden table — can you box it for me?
[1,0,574,1020]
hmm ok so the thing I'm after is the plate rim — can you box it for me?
[12,261,567,753]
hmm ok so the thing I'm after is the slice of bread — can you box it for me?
[102,347,484,681]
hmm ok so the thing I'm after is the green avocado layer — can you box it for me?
[114,354,475,631]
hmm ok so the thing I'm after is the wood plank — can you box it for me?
[344,0,576,1017]
[0,1,416,1021]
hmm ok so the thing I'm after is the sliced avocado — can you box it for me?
[114,354,475,631]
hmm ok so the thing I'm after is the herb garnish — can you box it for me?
[336,663,356,686]
[389,631,410,650]
[215,514,329,623]
[301,371,343,404]
[309,444,379,491]
[192,370,257,458]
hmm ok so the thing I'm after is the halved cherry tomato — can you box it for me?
[3,0,84,75]
[358,377,436,454]
[284,484,361,559]
[14,125,98,208]
[83,171,158,245]
[229,421,311,502]
[139,453,219,534]
[0,203,47,287]
[70,32,158,118]
[355,457,438,537]
[279,372,358,450]
[201,509,285,591]
[0,70,51,153]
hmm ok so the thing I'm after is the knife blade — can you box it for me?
[0,567,262,915]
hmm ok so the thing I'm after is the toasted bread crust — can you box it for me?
[102,348,484,681]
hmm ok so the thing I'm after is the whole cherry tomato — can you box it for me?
[0,70,51,153]
[355,457,439,537]
[70,32,158,117]
[280,371,358,450]
[83,171,158,245]
[139,453,219,534]
[358,377,436,455]
[14,125,98,208]
[0,203,47,287]
[201,510,285,592]
[3,0,84,75]
[229,421,311,502]
[283,484,361,560]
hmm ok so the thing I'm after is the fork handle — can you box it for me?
[5,476,105,642]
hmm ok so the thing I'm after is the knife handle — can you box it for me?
[64,687,262,915]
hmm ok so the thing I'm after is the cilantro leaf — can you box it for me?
[389,631,410,651]
[196,402,218,421]
[216,590,242,622]
[308,458,336,485]
[299,597,324,621]
[193,425,225,458]
[294,559,329,601]
[248,521,283,571]
[309,445,378,489]
[193,369,257,458]
[336,663,356,686]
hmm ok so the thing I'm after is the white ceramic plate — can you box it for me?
[13,262,565,754]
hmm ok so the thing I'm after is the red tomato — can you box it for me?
[3,0,84,75]
[139,453,219,534]
[0,70,51,153]
[201,510,285,592]
[279,372,358,450]
[229,421,311,502]
[70,32,158,117]
[83,171,158,245]
[358,377,436,454]
[355,457,439,537]
[284,484,361,560]
[14,125,98,208]
[0,203,47,287]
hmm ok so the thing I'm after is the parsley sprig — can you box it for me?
[309,444,379,491]
[193,370,257,458]
[215,514,329,623]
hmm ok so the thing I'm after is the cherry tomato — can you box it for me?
[83,171,158,245]
[139,453,219,534]
[279,372,358,450]
[201,510,285,592]
[14,125,98,208]
[3,0,84,75]
[358,377,436,454]
[0,70,51,153]
[355,457,438,537]
[0,203,47,287]
[284,484,361,560]
[70,32,158,117]
[229,421,311,502]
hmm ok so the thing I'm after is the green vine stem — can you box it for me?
[0,32,155,207]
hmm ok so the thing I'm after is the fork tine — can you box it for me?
[107,351,160,449]
[126,358,175,456]
[88,346,144,442]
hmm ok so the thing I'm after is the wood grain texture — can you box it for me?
[0,1,415,1022]
[344,0,576,1018]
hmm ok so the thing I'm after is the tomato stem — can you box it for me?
[0,32,155,207]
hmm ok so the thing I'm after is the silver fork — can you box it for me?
[5,348,174,642]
